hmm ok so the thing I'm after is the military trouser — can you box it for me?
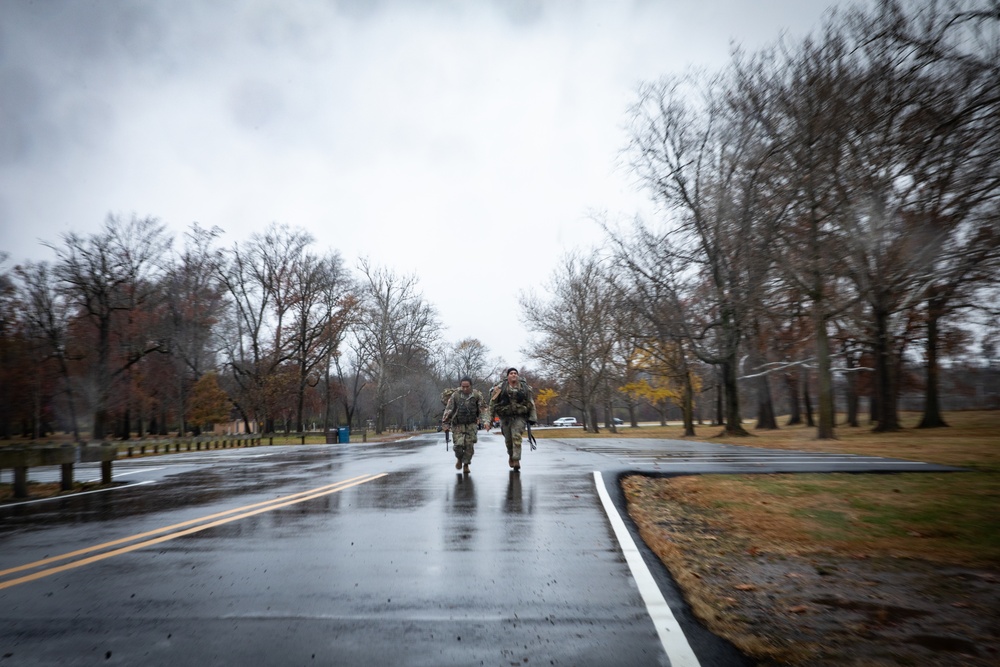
[500,415,527,461]
[451,422,478,464]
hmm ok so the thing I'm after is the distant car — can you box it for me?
[612,417,624,425]
[553,417,578,427]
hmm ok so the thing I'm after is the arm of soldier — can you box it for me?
[488,385,500,421]
[442,395,455,431]
[527,389,538,424]
[476,390,491,426]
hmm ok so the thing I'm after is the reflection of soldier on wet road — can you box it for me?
[445,473,477,550]
[504,471,522,514]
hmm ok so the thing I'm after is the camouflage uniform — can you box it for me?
[489,375,537,468]
[442,387,488,468]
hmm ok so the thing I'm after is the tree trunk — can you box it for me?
[844,351,859,428]
[119,407,130,440]
[57,357,80,439]
[755,373,778,429]
[918,299,949,428]
[785,372,801,425]
[93,316,112,440]
[682,371,696,436]
[323,354,333,430]
[803,373,815,428]
[159,402,169,435]
[814,312,836,439]
[868,371,878,425]
[721,359,749,436]
[872,307,901,432]
[713,380,726,426]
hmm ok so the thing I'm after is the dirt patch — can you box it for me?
[624,475,1000,666]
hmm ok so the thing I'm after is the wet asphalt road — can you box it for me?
[0,432,960,666]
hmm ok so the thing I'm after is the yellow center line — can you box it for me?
[0,474,374,578]
[0,473,386,590]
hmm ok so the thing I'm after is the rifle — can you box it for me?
[445,428,450,451]
[526,422,537,451]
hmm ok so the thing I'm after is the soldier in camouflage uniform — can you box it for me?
[489,368,537,471]
[442,377,488,474]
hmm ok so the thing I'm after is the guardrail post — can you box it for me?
[61,444,74,491]
[14,463,28,498]
[101,443,114,484]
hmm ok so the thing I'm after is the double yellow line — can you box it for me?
[0,473,386,591]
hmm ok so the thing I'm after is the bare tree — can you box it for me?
[0,255,28,438]
[522,253,617,433]
[217,223,311,433]
[161,223,226,435]
[444,338,493,387]
[619,69,785,435]
[15,261,82,438]
[835,0,1000,431]
[352,259,441,434]
[288,249,352,432]
[733,21,862,439]
[48,214,171,439]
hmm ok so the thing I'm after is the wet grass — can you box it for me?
[536,409,1000,471]
[556,410,1000,564]
[663,471,1000,566]
[619,411,1000,664]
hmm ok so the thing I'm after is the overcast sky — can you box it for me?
[0,0,858,369]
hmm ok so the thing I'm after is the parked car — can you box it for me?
[553,417,578,427]
[612,417,624,425]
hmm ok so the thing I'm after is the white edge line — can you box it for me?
[103,467,166,477]
[1,480,156,508]
[593,470,702,667]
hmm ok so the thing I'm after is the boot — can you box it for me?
[508,457,514,468]
[463,463,470,474]
[455,459,462,470]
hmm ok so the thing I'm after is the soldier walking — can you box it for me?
[489,368,537,472]
[442,377,488,474]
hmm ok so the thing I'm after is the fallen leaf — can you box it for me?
[734,584,756,591]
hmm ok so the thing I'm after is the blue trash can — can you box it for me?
[338,426,350,443]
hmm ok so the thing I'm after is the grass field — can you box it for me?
[539,410,1000,563]
[600,411,999,664]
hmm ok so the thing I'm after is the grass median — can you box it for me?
[540,410,1000,665]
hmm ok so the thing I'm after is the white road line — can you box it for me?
[0,480,156,508]
[85,467,167,482]
[107,466,166,476]
[593,471,701,667]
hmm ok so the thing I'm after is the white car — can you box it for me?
[552,417,578,427]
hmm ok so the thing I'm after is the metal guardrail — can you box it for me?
[0,443,115,498]
[0,433,373,500]
[0,436,264,500]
